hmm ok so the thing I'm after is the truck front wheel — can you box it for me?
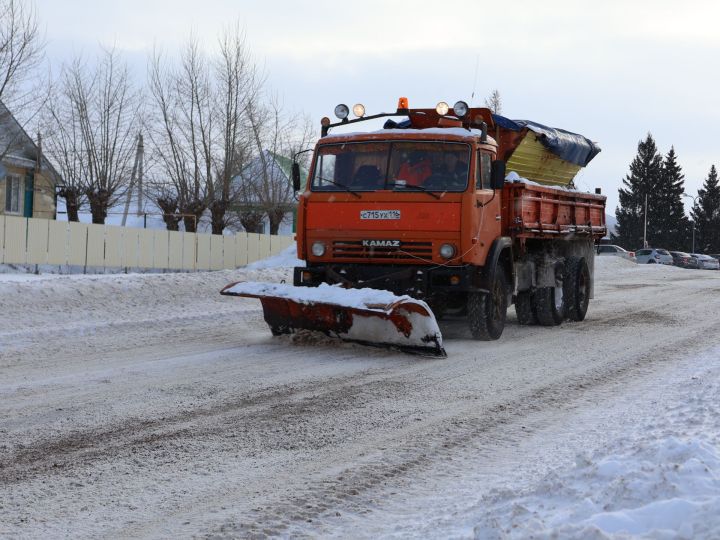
[468,271,508,340]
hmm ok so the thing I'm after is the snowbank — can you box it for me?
[245,244,305,270]
[474,436,720,539]
[470,345,720,539]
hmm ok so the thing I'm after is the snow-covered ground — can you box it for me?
[1,255,719,538]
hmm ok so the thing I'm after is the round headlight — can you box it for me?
[439,243,456,259]
[352,103,365,118]
[453,100,469,118]
[334,104,349,120]
[436,101,449,115]
[311,242,326,257]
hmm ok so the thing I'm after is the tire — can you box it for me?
[533,286,565,326]
[647,259,656,264]
[564,256,590,321]
[270,325,291,336]
[514,291,537,325]
[468,271,508,340]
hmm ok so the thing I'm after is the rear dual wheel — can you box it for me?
[564,256,590,321]
[515,256,590,326]
[514,291,537,325]
[533,285,565,326]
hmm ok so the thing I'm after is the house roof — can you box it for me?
[232,150,309,196]
[0,99,63,185]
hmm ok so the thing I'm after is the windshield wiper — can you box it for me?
[392,181,441,200]
[315,176,361,198]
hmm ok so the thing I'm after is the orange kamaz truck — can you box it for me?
[223,99,606,356]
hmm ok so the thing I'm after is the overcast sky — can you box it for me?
[34,0,720,213]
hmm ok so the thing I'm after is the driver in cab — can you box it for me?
[432,152,468,184]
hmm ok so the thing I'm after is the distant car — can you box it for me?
[596,244,636,262]
[635,248,674,265]
[669,251,699,269]
[691,253,720,270]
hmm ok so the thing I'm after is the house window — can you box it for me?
[5,175,21,213]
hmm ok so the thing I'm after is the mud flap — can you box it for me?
[220,282,446,358]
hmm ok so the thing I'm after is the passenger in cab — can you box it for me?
[396,151,432,186]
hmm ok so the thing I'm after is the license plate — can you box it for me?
[360,210,401,220]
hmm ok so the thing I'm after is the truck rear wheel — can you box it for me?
[533,286,564,326]
[468,271,508,340]
[514,291,537,325]
[564,257,590,321]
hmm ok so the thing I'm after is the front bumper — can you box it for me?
[293,263,481,298]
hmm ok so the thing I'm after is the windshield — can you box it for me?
[311,141,471,192]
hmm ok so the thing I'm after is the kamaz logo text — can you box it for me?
[362,239,401,248]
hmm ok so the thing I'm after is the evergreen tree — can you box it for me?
[614,134,663,249]
[653,147,690,250]
[691,165,720,253]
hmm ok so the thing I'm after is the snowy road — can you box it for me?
[2,258,720,538]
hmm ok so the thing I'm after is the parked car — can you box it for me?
[635,248,674,265]
[596,244,636,262]
[669,251,699,269]
[691,253,720,270]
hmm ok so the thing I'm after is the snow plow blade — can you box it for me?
[220,282,446,358]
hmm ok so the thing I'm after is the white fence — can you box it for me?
[0,216,294,271]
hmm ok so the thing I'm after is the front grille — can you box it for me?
[332,240,433,260]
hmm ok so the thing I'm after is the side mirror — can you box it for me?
[292,162,301,191]
[490,160,506,190]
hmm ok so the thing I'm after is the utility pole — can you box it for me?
[136,133,145,215]
[121,133,145,226]
[643,193,648,248]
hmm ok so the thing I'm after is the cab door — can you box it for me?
[468,150,502,265]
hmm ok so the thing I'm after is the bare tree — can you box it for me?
[484,89,502,115]
[0,0,42,107]
[207,26,261,234]
[42,86,85,221]
[242,96,313,234]
[45,49,141,224]
[146,39,216,232]
[0,0,49,165]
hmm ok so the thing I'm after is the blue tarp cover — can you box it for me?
[493,114,601,167]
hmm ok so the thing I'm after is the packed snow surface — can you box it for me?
[1,254,720,538]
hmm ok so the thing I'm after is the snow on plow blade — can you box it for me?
[220,282,446,358]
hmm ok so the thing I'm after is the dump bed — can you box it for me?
[503,182,606,239]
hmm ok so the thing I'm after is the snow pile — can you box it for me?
[594,253,685,280]
[224,281,417,311]
[506,170,541,185]
[246,244,305,270]
[505,170,579,191]
[473,436,720,539]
